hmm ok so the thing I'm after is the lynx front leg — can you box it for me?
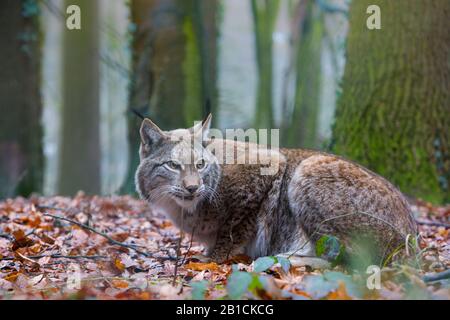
[209,214,256,263]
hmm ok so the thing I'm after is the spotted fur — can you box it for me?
[135,117,418,264]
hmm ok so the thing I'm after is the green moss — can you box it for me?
[332,0,450,204]
[285,2,323,148]
[182,17,203,126]
[332,0,450,203]
[251,0,280,129]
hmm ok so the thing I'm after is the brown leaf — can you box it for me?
[185,261,220,272]
[40,233,56,245]
[12,229,33,250]
[114,257,126,273]
[5,272,20,283]
[326,282,352,300]
[111,232,129,242]
[28,216,41,228]
[111,279,129,289]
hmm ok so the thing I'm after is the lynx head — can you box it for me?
[135,114,220,210]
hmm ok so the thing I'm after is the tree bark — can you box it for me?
[0,0,43,199]
[332,0,450,203]
[121,0,217,194]
[285,0,323,148]
[251,0,280,129]
[57,0,101,195]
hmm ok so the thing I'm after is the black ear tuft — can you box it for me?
[140,118,165,147]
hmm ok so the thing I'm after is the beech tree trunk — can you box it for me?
[0,0,43,199]
[332,0,450,203]
[251,0,280,129]
[57,0,101,195]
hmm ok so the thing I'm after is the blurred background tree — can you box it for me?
[57,0,101,195]
[332,0,450,203]
[0,0,43,198]
[283,0,323,148]
[251,0,280,129]
[121,0,219,194]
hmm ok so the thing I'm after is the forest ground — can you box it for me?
[0,194,449,300]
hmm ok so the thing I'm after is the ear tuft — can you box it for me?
[202,113,212,130]
[200,113,212,141]
[192,113,213,142]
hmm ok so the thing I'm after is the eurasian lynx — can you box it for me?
[135,115,417,266]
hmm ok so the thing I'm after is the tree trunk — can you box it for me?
[284,0,323,148]
[0,0,43,199]
[121,0,217,194]
[57,0,101,195]
[251,0,280,129]
[332,0,450,203]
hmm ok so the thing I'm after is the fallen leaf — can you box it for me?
[185,262,220,272]
[111,279,129,289]
[114,257,126,273]
[327,282,352,300]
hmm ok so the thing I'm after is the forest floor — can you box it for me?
[0,194,449,300]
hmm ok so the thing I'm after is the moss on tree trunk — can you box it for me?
[0,0,43,198]
[251,0,280,129]
[285,1,323,148]
[332,0,450,203]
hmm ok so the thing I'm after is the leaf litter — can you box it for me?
[0,194,448,300]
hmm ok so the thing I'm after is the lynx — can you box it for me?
[135,115,417,266]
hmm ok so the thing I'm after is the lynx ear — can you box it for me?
[202,113,212,132]
[140,118,165,146]
[193,113,212,141]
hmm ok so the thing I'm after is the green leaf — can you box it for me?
[253,256,276,273]
[226,271,253,300]
[249,274,265,291]
[303,272,363,299]
[303,274,338,299]
[323,271,362,298]
[315,235,345,266]
[191,280,208,300]
[276,256,291,273]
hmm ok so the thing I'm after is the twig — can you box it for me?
[423,269,450,283]
[415,219,450,228]
[15,251,40,265]
[35,205,152,258]
[181,224,196,265]
[0,233,14,240]
[172,208,185,286]
[0,254,108,261]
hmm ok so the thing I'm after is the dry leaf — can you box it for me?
[111,279,129,289]
[185,262,220,272]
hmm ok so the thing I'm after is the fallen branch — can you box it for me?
[415,219,450,228]
[181,224,196,266]
[36,205,152,258]
[172,209,185,286]
[423,269,450,283]
[0,254,108,261]
[0,233,13,240]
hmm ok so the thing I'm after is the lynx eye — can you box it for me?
[195,159,206,170]
[166,161,181,170]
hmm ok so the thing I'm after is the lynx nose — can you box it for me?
[186,185,199,194]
